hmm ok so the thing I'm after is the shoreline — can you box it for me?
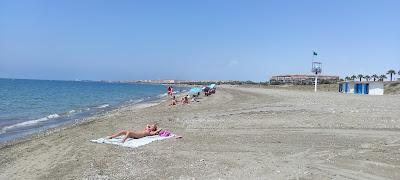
[0,82,190,146]
[0,85,191,148]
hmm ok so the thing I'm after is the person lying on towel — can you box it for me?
[107,123,162,143]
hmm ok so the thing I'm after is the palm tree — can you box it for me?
[364,75,371,81]
[351,75,357,81]
[357,74,364,81]
[379,75,387,81]
[387,70,396,81]
[398,70,400,80]
[372,74,379,81]
[345,76,351,81]
[398,69,400,81]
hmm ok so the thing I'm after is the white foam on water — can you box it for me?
[1,114,60,134]
[157,93,168,98]
[95,104,110,109]
[47,114,60,119]
[132,98,144,103]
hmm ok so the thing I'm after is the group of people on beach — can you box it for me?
[107,85,214,143]
[169,94,198,106]
[168,86,201,106]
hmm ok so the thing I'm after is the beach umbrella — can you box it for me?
[203,87,210,92]
[189,87,202,94]
[208,84,216,89]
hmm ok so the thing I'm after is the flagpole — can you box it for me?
[312,51,315,92]
[314,72,318,92]
[312,51,319,93]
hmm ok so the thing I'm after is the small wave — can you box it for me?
[1,114,60,134]
[157,93,168,98]
[68,110,76,114]
[95,104,110,109]
[132,98,144,103]
[47,114,60,119]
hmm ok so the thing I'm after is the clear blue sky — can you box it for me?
[1,0,399,81]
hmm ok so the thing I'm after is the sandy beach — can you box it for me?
[1,86,400,179]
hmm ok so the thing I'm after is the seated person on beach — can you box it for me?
[170,96,177,106]
[191,95,199,102]
[182,95,189,104]
[107,123,162,143]
[204,90,210,96]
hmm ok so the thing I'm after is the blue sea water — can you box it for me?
[0,78,186,143]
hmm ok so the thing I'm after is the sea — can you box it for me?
[0,78,187,143]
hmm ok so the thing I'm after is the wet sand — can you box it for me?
[1,86,400,179]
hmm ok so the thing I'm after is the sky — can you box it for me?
[0,0,399,82]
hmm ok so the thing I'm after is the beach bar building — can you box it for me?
[270,74,339,85]
[338,81,384,95]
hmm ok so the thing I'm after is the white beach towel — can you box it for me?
[90,135,173,148]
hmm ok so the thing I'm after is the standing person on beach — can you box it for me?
[167,86,173,96]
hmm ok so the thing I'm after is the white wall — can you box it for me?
[369,82,384,95]
[349,82,355,94]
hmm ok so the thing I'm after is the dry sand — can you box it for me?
[1,86,400,179]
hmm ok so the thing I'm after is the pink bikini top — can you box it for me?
[159,130,171,137]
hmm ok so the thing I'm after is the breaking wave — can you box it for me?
[1,114,60,134]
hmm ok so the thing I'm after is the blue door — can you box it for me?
[364,84,369,94]
[345,83,349,93]
[354,84,358,94]
[354,84,363,94]
[339,84,343,92]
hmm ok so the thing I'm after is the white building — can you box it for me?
[338,81,384,95]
